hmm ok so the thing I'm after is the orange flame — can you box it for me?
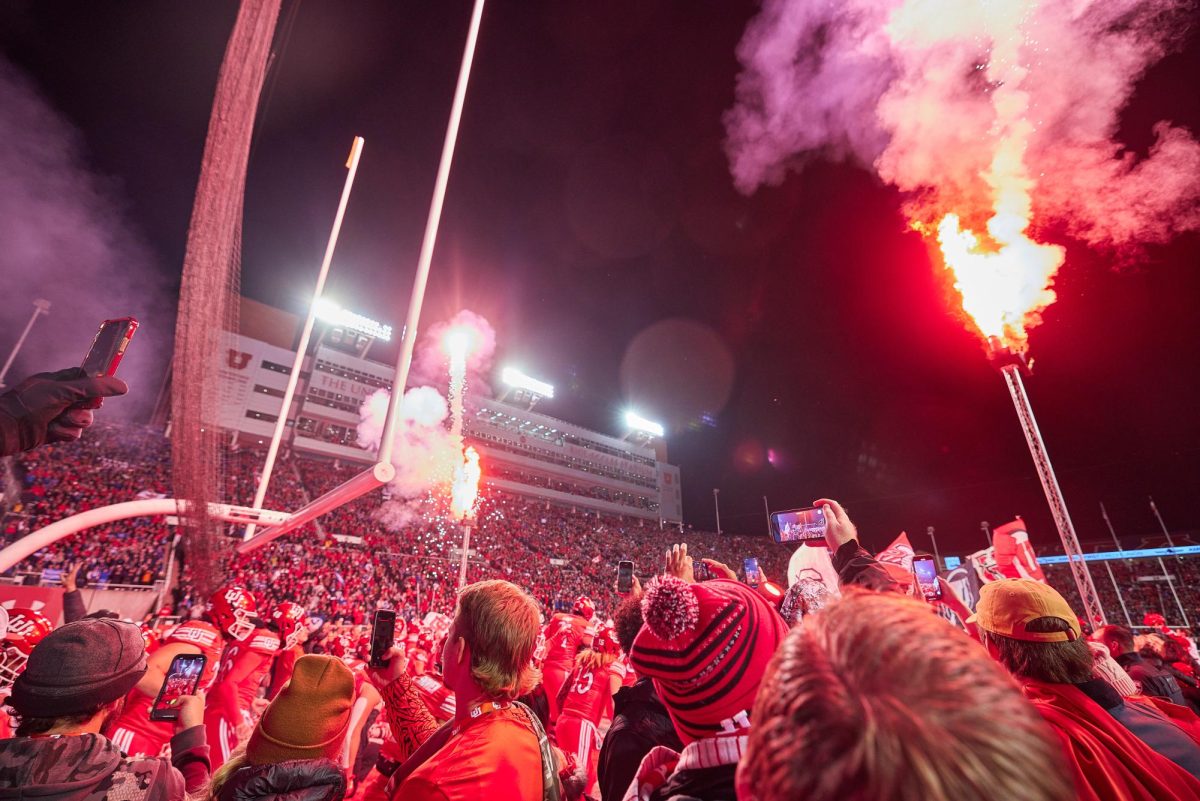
[935,210,1063,353]
[450,446,481,521]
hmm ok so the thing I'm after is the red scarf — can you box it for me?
[1020,678,1200,801]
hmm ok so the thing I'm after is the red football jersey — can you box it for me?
[540,613,595,675]
[221,627,281,711]
[164,620,225,692]
[559,658,626,726]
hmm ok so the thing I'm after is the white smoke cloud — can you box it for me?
[725,0,1200,250]
[0,57,171,412]
[358,386,458,528]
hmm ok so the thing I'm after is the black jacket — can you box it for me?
[598,678,683,801]
[216,760,346,801]
[1115,652,1188,707]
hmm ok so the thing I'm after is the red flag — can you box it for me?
[992,518,1046,583]
[876,532,916,589]
[969,547,1007,584]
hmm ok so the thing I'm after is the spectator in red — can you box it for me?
[738,589,1074,801]
[625,544,787,801]
[973,578,1200,798]
[0,618,209,800]
[366,579,562,800]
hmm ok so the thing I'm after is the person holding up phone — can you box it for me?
[0,618,210,800]
[0,368,127,456]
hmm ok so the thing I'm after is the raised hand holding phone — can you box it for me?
[369,609,397,669]
[149,653,206,721]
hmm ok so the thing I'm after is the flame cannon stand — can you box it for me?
[991,345,1106,627]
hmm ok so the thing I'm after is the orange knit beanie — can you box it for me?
[246,654,355,765]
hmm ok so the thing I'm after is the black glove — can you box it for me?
[0,367,128,455]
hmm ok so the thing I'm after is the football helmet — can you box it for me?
[1,608,53,690]
[207,586,258,642]
[572,595,596,621]
[271,602,308,650]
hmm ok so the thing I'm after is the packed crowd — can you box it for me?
[2,372,1200,801]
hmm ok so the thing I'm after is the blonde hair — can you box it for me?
[576,648,617,672]
[739,590,1074,801]
[205,746,248,800]
[455,580,541,700]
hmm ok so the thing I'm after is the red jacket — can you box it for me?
[1020,678,1200,801]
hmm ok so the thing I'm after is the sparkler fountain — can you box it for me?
[444,327,482,590]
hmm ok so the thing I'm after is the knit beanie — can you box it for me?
[246,654,354,765]
[10,618,147,717]
[631,576,787,743]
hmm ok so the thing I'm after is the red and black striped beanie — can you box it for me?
[631,575,787,743]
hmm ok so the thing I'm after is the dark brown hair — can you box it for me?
[985,617,1094,684]
[739,590,1074,801]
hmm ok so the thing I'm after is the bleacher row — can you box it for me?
[2,423,792,623]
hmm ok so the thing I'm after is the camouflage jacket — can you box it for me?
[0,725,209,801]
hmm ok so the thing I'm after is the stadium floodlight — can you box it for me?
[624,410,665,438]
[502,367,554,399]
[314,299,393,341]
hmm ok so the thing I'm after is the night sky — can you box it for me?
[2,1,1197,556]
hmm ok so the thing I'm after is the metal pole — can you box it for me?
[457,521,474,592]
[0,299,51,388]
[980,520,992,550]
[713,488,721,534]
[378,0,488,466]
[927,526,942,570]
[763,496,771,539]
[999,365,1106,627]
[1099,502,1134,627]
[1147,497,1189,627]
[158,533,181,616]
[1102,559,1133,627]
[244,137,364,540]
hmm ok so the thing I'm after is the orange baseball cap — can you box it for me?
[967,578,1081,642]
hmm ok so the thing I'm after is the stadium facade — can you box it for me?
[209,298,683,524]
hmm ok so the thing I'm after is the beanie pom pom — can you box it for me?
[641,575,700,640]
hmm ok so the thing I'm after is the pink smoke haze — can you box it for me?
[725,0,1200,250]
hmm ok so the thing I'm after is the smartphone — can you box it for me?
[769,506,828,544]
[369,609,397,669]
[149,653,206,721]
[694,559,714,582]
[913,557,943,602]
[616,561,634,595]
[79,317,138,410]
[743,557,761,588]
[82,317,139,377]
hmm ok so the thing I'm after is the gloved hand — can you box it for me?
[0,368,128,455]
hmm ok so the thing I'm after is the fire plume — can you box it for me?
[450,446,481,521]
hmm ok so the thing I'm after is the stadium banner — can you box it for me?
[656,463,683,523]
[0,587,64,625]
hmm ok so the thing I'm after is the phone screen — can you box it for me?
[743,557,761,587]
[149,653,206,721]
[616,561,634,595]
[769,506,828,544]
[82,318,138,377]
[913,558,943,602]
[369,609,397,668]
[694,560,714,582]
